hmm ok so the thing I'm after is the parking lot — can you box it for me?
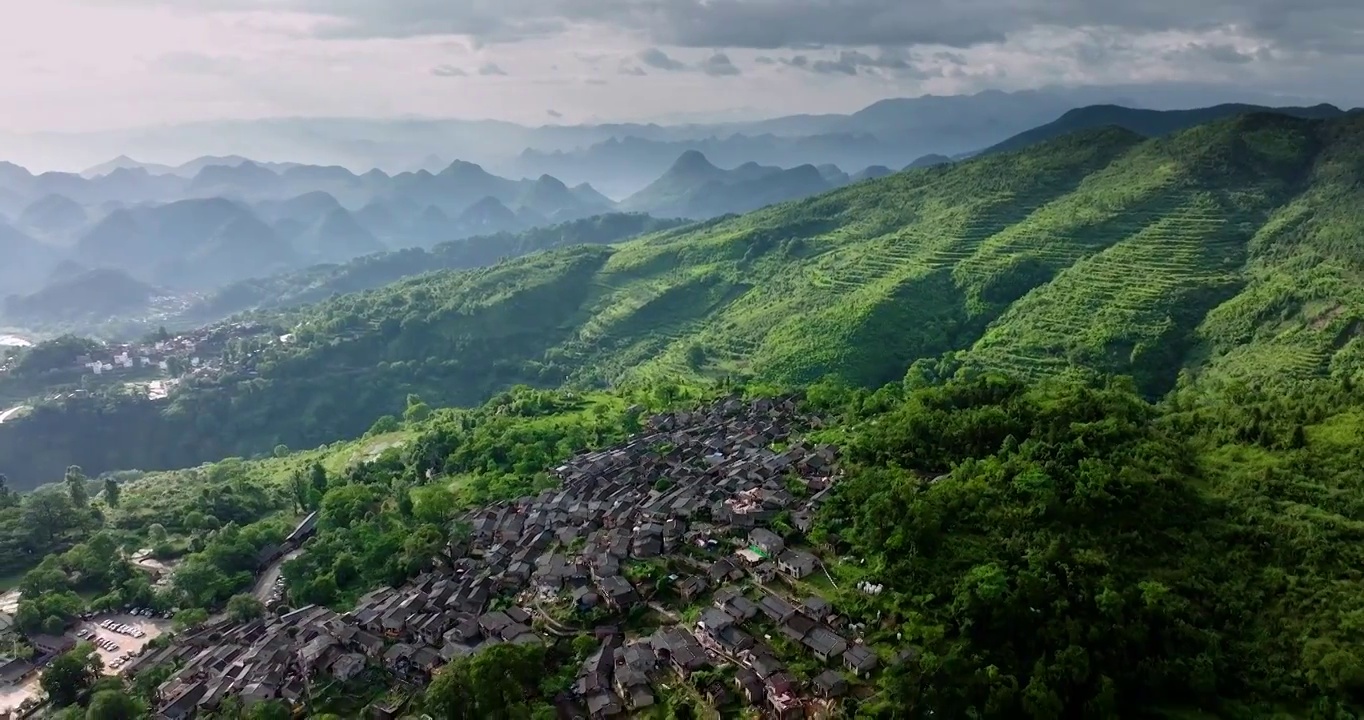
[76,610,173,675]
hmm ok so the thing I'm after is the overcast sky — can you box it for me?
[2,0,1362,132]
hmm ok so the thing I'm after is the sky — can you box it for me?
[1,0,1362,133]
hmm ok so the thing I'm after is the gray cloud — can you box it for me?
[478,62,508,75]
[700,52,741,76]
[547,108,563,117]
[151,0,1363,59]
[1168,42,1269,64]
[778,49,920,76]
[618,63,648,75]
[431,64,468,77]
[637,47,686,71]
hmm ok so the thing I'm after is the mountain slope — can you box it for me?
[0,221,61,295]
[622,151,833,219]
[18,194,89,237]
[2,267,160,325]
[982,103,1348,156]
[292,208,386,263]
[263,112,1364,402]
[75,198,297,288]
[11,111,1364,481]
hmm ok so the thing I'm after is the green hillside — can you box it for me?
[981,102,1349,156]
[5,112,1364,486]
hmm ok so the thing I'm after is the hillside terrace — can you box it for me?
[140,395,898,718]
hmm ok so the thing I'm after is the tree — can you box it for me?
[405,394,432,424]
[65,465,89,506]
[102,478,120,508]
[172,607,209,631]
[309,462,329,498]
[85,688,146,720]
[0,472,15,509]
[147,523,168,544]
[226,594,265,623]
[244,700,291,720]
[41,644,102,707]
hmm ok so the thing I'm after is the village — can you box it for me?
[127,395,910,719]
[0,321,292,406]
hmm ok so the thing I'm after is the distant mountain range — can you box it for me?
[0,148,896,304]
[5,100,1360,333]
[5,84,1345,192]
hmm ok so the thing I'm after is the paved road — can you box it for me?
[253,549,304,602]
[0,405,28,424]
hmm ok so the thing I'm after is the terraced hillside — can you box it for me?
[184,112,1364,411]
[6,112,1364,480]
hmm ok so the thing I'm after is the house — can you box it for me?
[327,653,366,681]
[734,667,765,706]
[813,669,849,698]
[779,613,816,643]
[714,588,759,621]
[29,634,76,655]
[776,549,818,579]
[843,644,879,677]
[802,596,833,622]
[758,594,797,623]
[599,576,639,610]
[675,575,708,602]
[706,558,745,584]
[802,627,848,662]
[748,528,785,557]
[477,611,514,639]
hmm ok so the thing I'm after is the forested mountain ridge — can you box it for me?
[4,111,1364,487]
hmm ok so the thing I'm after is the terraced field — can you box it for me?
[145,112,1364,446]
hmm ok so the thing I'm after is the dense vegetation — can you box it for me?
[176,212,689,325]
[4,113,1361,488]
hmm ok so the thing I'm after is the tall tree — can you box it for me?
[41,643,102,707]
[85,688,146,720]
[102,478,120,508]
[64,465,89,506]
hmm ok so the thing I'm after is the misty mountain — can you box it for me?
[517,175,614,222]
[851,165,894,182]
[456,196,522,237]
[981,103,1350,156]
[292,208,386,263]
[188,161,286,198]
[81,155,177,178]
[906,154,953,170]
[254,191,345,225]
[0,221,62,296]
[18,83,1320,179]
[18,194,88,237]
[75,198,298,289]
[2,267,160,326]
[621,151,837,219]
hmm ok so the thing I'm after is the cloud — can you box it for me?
[546,108,562,117]
[700,52,741,76]
[617,63,647,76]
[148,51,237,75]
[431,64,467,77]
[478,62,507,75]
[779,48,934,77]
[637,47,686,71]
[113,0,1363,61]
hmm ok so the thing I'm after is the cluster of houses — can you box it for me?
[138,395,899,718]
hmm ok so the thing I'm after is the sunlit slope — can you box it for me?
[285,112,1364,397]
